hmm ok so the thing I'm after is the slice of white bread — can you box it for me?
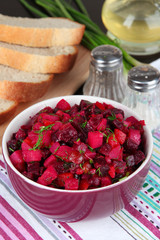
[0,98,18,124]
[0,14,85,47]
[0,65,54,102]
[0,42,78,73]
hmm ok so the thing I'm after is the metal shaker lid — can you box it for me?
[128,65,160,92]
[91,45,122,70]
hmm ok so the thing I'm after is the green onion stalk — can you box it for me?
[19,0,143,73]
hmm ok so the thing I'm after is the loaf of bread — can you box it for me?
[0,98,18,124]
[0,14,85,47]
[0,65,54,102]
[0,42,78,73]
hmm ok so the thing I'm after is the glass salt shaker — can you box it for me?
[122,65,160,131]
[83,45,126,103]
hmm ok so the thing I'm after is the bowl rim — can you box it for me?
[2,95,153,194]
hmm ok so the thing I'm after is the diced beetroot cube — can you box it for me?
[112,119,124,130]
[114,129,126,145]
[28,131,39,146]
[82,161,92,174]
[37,165,57,186]
[74,141,88,152]
[139,120,145,126]
[10,150,26,172]
[68,150,84,164]
[108,165,115,178]
[105,156,112,164]
[44,155,57,168]
[85,149,96,159]
[76,168,84,175]
[108,134,119,148]
[113,161,126,174]
[55,110,63,117]
[56,122,78,143]
[56,110,71,122]
[95,101,105,110]
[126,116,139,125]
[115,113,124,121]
[50,142,60,153]
[134,150,145,165]
[124,155,135,167]
[57,172,74,187]
[89,175,101,187]
[118,147,123,161]
[65,178,79,190]
[41,119,53,126]
[22,150,42,162]
[103,103,114,109]
[88,131,103,149]
[21,137,33,151]
[123,120,131,128]
[32,122,43,131]
[52,121,63,131]
[56,99,71,111]
[99,143,111,156]
[41,130,52,147]
[101,176,112,187]
[55,145,72,162]
[109,145,122,160]
[43,113,59,122]
[97,118,107,131]
[63,113,72,122]
[128,128,141,145]
[15,128,26,141]
[27,162,40,177]
[126,138,139,152]
[79,179,89,190]
[88,114,103,130]
[37,113,59,124]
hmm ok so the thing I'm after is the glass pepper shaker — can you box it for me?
[122,65,160,131]
[83,45,126,103]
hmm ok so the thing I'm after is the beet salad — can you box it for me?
[7,99,146,190]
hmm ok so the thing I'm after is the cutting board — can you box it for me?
[0,45,90,152]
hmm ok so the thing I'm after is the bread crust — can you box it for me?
[0,100,18,124]
[0,17,85,47]
[0,46,78,73]
[0,74,54,102]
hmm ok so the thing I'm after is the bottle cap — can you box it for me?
[91,45,122,70]
[128,65,160,92]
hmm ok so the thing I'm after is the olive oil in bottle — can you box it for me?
[101,0,160,55]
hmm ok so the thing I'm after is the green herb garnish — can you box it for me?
[9,147,15,153]
[30,124,55,150]
[96,167,102,176]
[89,159,93,164]
[80,163,83,169]
[87,145,94,152]
[31,133,43,150]
[81,121,87,128]
[107,113,116,121]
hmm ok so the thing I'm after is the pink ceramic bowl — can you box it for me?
[2,95,153,222]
